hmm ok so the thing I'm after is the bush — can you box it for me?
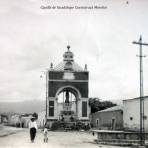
[51,121,65,130]
[51,121,90,131]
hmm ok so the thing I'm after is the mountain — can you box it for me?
[0,99,123,114]
[0,100,45,114]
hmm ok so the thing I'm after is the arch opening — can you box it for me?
[56,86,80,122]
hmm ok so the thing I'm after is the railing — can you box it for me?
[63,103,72,110]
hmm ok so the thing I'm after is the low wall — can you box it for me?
[92,130,148,146]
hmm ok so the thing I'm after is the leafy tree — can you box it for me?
[89,98,116,113]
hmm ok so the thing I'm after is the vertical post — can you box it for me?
[132,36,148,145]
[140,37,145,143]
[76,97,78,120]
[40,70,48,125]
[63,91,64,109]
[139,36,143,145]
[45,70,48,124]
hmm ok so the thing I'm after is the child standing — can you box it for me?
[43,125,48,143]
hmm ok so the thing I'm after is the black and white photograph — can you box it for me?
[0,0,148,147]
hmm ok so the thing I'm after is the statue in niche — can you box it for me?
[65,90,70,103]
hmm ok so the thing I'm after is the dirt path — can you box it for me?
[0,129,129,148]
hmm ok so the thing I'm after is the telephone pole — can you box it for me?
[41,69,49,125]
[132,35,148,145]
[45,70,48,124]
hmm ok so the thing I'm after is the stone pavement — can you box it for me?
[0,128,130,148]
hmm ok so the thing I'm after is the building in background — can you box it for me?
[37,111,45,128]
[91,105,123,130]
[47,46,90,127]
[9,113,21,127]
[123,96,148,132]
[20,114,32,128]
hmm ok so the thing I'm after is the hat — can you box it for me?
[31,116,35,119]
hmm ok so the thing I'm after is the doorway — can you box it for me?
[96,118,100,128]
[111,118,116,130]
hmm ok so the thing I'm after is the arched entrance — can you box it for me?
[56,86,81,122]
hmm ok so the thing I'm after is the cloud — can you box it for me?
[0,0,148,102]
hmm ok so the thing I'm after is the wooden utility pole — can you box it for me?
[41,69,49,125]
[45,70,48,124]
[132,36,148,145]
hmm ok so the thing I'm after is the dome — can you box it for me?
[53,61,83,71]
[53,46,84,71]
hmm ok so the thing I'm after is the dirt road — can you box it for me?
[0,129,129,148]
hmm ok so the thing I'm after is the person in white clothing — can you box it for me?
[43,125,48,143]
[29,116,37,143]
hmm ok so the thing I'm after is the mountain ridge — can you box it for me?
[0,100,45,114]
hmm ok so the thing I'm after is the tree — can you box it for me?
[89,98,117,113]
[89,98,101,113]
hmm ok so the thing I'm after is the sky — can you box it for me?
[0,0,148,102]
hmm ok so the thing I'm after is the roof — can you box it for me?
[53,61,84,71]
[96,105,123,113]
[123,96,148,102]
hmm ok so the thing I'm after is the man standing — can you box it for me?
[29,116,38,143]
